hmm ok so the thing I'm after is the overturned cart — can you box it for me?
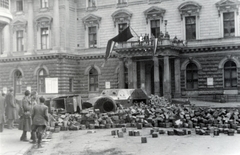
[82,89,149,113]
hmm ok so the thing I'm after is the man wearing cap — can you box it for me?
[5,88,18,129]
[32,96,49,148]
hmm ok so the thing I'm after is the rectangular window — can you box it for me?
[118,0,127,4]
[185,16,196,40]
[16,30,24,51]
[41,0,49,8]
[223,12,235,37]
[69,78,73,92]
[41,28,49,49]
[88,0,96,7]
[150,20,160,38]
[16,0,23,12]
[118,23,127,34]
[88,26,97,48]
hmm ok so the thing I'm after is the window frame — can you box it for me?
[185,16,196,40]
[38,69,47,93]
[221,11,237,38]
[88,26,97,48]
[185,63,198,90]
[14,70,22,94]
[69,78,74,92]
[16,30,24,51]
[224,61,237,88]
[41,0,49,8]
[150,19,161,38]
[89,67,99,92]
[40,27,49,50]
[16,0,23,12]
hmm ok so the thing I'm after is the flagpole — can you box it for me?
[129,26,139,38]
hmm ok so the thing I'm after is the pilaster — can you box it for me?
[163,56,171,100]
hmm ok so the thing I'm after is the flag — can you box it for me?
[103,26,133,67]
[153,38,158,55]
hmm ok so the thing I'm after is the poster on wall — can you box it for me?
[2,87,7,94]
[45,78,58,93]
[207,78,214,86]
[105,81,110,89]
[26,86,31,92]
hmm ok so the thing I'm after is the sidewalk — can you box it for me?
[0,128,34,155]
[190,99,240,107]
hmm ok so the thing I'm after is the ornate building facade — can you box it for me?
[0,0,240,102]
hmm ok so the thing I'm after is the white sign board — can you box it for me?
[105,81,111,89]
[45,78,58,93]
[207,78,214,86]
[2,87,7,94]
[26,86,31,92]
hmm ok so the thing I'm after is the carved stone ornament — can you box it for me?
[144,6,166,24]
[34,15,53,30]
[12,20,27,32]
[178,1,202,20]
[111,9,132,27]
[216,0,240,16]
[82,14,102,29]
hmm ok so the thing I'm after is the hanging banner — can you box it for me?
[45,78,58,93]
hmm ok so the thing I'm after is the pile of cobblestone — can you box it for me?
[48,95,240,133]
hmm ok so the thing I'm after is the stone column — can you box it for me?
[174,58,181,97]
[64,0,70,51]
[153,57,160,96]
[132,60,137,89]
[140,62,146,90]
[3,25,10,54]
[53,0,60,50]
[163,56,171,100]
[0,28,3,54]
[128,58,133,88]
[118,58,125,88]
[27,0,34,53]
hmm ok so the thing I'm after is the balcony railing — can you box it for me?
[114,38,187,50]
[0,0,9,9]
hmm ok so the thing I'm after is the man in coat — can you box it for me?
[19,90,32,141]
[32,96,48,148]
[5,88,18,129]
[0,91,6,132]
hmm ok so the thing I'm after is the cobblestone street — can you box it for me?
[27,128,240,155]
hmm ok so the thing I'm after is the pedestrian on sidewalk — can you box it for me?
[0,91,6,132]
[19,90,32,141]
[5,88,18,129]
[31,96,49,148]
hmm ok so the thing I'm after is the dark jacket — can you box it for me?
[0,95,6,124]
[5,92,18,120]
[19,96,32,131]
[32,104,48,126]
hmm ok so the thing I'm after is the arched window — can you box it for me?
[38,69,47,93]
[89,68,98,91]
[224,61,237,88]
[14,70,22,94]
[186,63,198,89]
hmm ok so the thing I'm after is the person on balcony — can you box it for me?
[5,88,18,129]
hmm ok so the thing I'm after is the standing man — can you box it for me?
[32,96,49,148]
[0,91,6,132]
[19,90,32,141]
[5,88,18,129]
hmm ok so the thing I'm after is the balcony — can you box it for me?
[0,0,12,26]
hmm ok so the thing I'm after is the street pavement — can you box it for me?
[1,99,240,155]
[0,128,34,155]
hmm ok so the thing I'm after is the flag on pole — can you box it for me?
[102,26,133,67]
[153,38,158,55]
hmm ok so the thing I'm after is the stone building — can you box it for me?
[0,0,240,102]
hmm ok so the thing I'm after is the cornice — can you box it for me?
[182,44,240,53]
[0,53,117,63]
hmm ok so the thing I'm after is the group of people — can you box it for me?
[0,88,49,148]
